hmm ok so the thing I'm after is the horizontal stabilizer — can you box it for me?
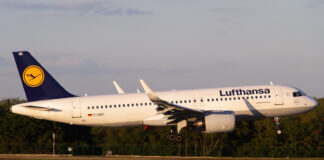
[23,105,62,112]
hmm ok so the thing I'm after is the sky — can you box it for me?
[0,0,323,99]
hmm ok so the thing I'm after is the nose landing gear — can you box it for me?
[274,116,281,135]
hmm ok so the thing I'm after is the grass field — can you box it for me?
[1,155,324,160]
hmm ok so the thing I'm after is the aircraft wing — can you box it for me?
[140,79,204,125]
[155,100,204,124]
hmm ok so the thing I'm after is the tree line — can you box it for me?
[0,98,323,157]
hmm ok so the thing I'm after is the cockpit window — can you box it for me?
[293,91,304,97]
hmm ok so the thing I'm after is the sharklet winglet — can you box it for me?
[113,81,125,94]
[139,79,161,102]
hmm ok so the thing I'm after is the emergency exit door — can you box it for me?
[274,88,284,105]
[72,101,82,118]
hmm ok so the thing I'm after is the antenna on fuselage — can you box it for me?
[269,81,274,86]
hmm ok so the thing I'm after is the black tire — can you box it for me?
[176,135,183,142]
[168,134,176,141]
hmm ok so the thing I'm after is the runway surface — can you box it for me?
[1,155,324,160]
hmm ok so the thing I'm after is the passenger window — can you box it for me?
[88,107,90,109]
[140,103,143,106]
[246,97,249,99]
[193,100,196,103]
[101,106,103,109]
[92,106,94,109]
[211,98,214,102]
[220,98,223,101]
[180,100,182,103]
[105,105,108,108]
[233,97,236,100]
[251,96,253,99]
[260,96,262,99]
[207,99,210,102]
[225,98,227,101]
[123,104,125,107]
[184,100,187,103]
[176,101,178,104]
[269,95,271,98]
[264,95,267,98]
[201,99,203,102]
[216,98,218,101]
[96,106,99,109]
[189,100,191,103]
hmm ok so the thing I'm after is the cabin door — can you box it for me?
[274,88,284,105]
[72,100,82,118]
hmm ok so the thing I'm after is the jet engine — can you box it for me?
[193,112,235,133]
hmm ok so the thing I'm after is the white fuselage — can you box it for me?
[11,85,318,127]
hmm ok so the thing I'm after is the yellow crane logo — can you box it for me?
[23,65,45,87]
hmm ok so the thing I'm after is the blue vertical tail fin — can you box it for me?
[13,51,75,102]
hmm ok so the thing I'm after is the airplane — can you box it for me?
[11,51,318,142]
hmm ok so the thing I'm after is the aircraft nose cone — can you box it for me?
[309,98,318,109]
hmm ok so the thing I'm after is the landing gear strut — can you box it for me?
[274,116,281,135]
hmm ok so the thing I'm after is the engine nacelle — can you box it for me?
[194,112,235,133]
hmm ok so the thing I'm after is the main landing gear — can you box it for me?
[274,116,281,135]
[167,128,183,143]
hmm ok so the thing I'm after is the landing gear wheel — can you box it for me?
[168,134,176,141]
[175,135,183,143]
